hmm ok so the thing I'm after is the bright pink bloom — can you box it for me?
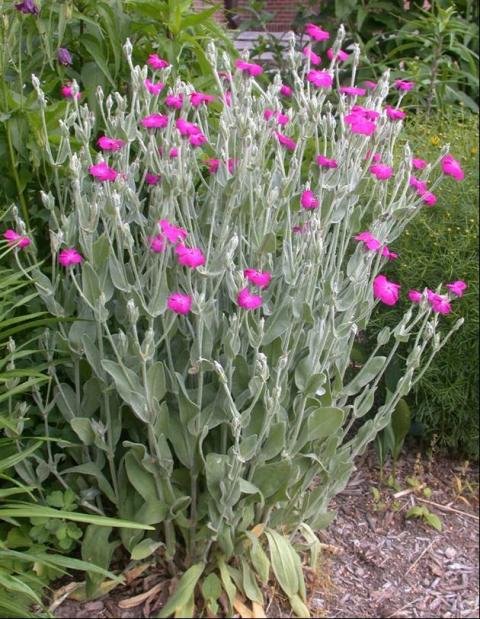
[175,244,205,269]
[244,269,272,289]
[316,154,338,168]
[141,114,168,128]
[386,105,406,120]
[145,172,160,185]
[428,293,452,315]
[370,164,393,180]
[190,91,215,107]
[148,235,165,253]
[3,229,31,249]
[147,54,169,70]
[207,159,220,173]
[380,246,398,260]
[409,176,427,195]
[301,190,319,209]
[275,131,296,151]
[327,47,348,62]
[97,136,125,151]
[412,158,427,170]
[441,155,464,181]
[237,287,263,310]
[422,191,437,206]
[167,293,192,315]
[355,231,382,251]
[235,59,263,76]
[408,290,423,303]
[264,108,275,121]
[339,86,366,96]
[364,80,378,89]
[280,84,293,96]
[165,94,183,109]
[446,280,467,297]
[58,248,83,267]
[61,84,80,100]
[307,70,333,89]
[305,23,329,41]
[276,112,289,126]
[159,220,187,244]
[395,79,414,91]
[303,46,321,65]
[373,275,400,306]
[189,132,207,147]
[169,148,179,158]
[349,117,377,136]
[176,118,201,136]
[351,105,380,121]
[144,79,164,95]
[89,162,117,182]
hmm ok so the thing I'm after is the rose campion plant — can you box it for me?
[17,30,465,617]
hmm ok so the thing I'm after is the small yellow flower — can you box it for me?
[431,135,441,146]
[471,147,478,156]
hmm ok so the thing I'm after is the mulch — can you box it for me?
[51,448,479,618]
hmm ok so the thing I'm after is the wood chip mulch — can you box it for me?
[52,448,479,618]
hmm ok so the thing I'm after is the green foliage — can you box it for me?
[405,504,442,531]
[369,112,479,458]
[0,0,234,228]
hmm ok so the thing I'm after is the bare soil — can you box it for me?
[51,448,479,618]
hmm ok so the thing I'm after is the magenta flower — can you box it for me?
[276,112,289,126]
[89,162,117,182]
[351,105,380,121]
[409,176,427,195]
[380,246,398,260]
[264,108,275,121]
[61,84,80,100]
[176,118,201,136]
[428,293,452,315]
[141,114,168,129]
[148,235,165,253]
[395,79,414,91]
[169,148,179,158]
[441,155,464,181]
[235,59,263,77]
[355,231,382,251]
[305,23,329,41]
[244,269,272,289]
[147,54,169,70]
[422,191,437,206]
[159,220,187,244]
[300,190,319,209]
[190,91,215,107]
[275,131,296,151]
[145,172,160,185]
[280,84,293,96]
[339,86,366,96]
[446,280,467,297]
[175,244,205,269]
[58,248,83,267]
[327,48,348,62]
[408,290,423,303]
[373,275,400,306]
[386,105,406,121]
[316,154,338,169]
[97,136,125,151]
[3,229,31,249]
[364,80,378,90]
[412,157,427,170]
[207,159,220,173]
[237,287,263,310]
[307,70,333,89]
[189,132,207,148]
[144,79,164,95]
[167,293,192,315]
[347,115,377,136]
[165,94,183,109]
[57,47,72,66]
[15,0,39,15]
[370,164,393,180]
[303,46,321,65]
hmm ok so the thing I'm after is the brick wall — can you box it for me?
[233,0,303,31]
[191,0,227,25]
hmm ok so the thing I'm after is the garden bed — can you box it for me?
[51,447,479,618]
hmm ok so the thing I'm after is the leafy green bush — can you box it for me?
[369,112,479,458]
[9,31,468,615]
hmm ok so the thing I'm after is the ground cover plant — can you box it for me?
[3,21,471,618]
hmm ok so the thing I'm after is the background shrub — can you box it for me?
[369,111,479,458]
